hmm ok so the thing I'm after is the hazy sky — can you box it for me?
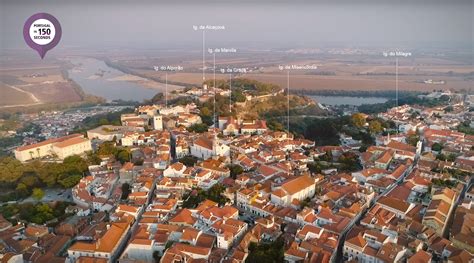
[1,0,473,50]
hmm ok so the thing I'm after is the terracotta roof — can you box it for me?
[387,140,416,153]
[376,150,393,164]
[296,225,322,240]
[170,242,211,257]
[408,250,432,263]
[69,219,131,253]
[377,196,411,213]
[169,209,196,225]
[281,174,315,195]
[194,136,213,150]
[435,188,456,201]
[16,134,83,151]
[53,136,89,148]
[346,234,367,249]
[361,168,389,177]
[258,165,278,177]
[77,257,108,263]
[170,162,185,171]
[390,164,407,180]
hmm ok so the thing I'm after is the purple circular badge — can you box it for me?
[23,13,62,59]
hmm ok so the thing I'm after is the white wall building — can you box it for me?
[190,135,230,160]
[14,134,91,162]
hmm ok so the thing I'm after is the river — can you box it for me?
[67,57,181,102]
[309,95,388,106]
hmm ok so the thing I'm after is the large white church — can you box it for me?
[190,135,230,160]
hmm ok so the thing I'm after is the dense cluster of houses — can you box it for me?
[3,89,473,263]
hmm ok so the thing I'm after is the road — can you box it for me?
[12,189,73,204]
[114,176,159,261]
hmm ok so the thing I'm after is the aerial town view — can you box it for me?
[0,0,473,263]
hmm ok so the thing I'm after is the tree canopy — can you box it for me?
[0,155,91,202]
[368,120,383,134]
[351,113,366,128]
[32,188,44,200]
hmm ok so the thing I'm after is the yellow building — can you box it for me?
[14,134,92,162]
[422,188,456,236]
[270,174,316,206]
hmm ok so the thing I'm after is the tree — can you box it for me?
[97,141,118,157]
[199,107,213,126]
[432,142,443,152]
[151,92,164,104]
[446,154,456,162]
[15,183,29,198]
[247,237,284,263]
[86,151,102,165]
[300,197,311,208]
[338,152,361,172]
[351,113,366,128]
[436,153,447,161]
[320,151,333,162]
[304,119,340,145]
[116,149,131,164]
[0,157,24,183]
[182,184,229,208]
[267,120,284,131]
[406,134,419,146]
[187,123,209,133]
[307,162,322,174]
[228,164,244,179]
[20,203,55,224]
[179,156,198,167]
[368,120,383,134]
[152,251,161,262]
[231,89,247,102]
[121,183,131,200]
[98,118,109,126]
[19,174,39,188]
[32,188,44,200]
[63,155,88,174]
[58,174,82,188]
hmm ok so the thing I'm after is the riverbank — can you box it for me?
[101,57,192,89]
[67,57,163,102]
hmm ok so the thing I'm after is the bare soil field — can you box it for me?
[0,59,83,107]
[108,50,473,93]
[245,73,472,92]
[1,49,470,109]
[20,82,82,103]
[130,70,472,92]
[0,84,35,106]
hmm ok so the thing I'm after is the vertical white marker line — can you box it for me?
[396,57,399,134]
[396,57,399,107]
[213,52,216,128]
[165,72,168,108]
[287,70,290,134]
[202,30,206,81]
[229,73,232,113]
[287,70,290,176]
